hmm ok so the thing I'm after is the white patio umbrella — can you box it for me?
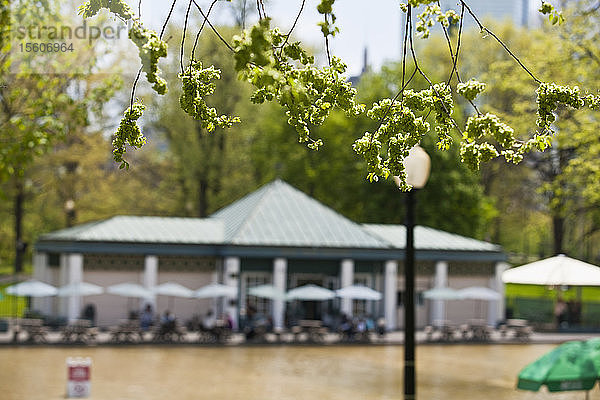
[57,282,104,297]
[248,284,286,300]
[153,282,193,311]
[153,282,193,298]
[457,286,502,301]
[107,283,154,318]
[423,287,463,326]
[107,283,154,299]
[502,254,600,286]
[5,280,58,325]
[194,283,237,299]
[336,285,382,300]
[286,284,335,301]
[6,280,58,297]
[423,287,463,300]
[458,286,502,322]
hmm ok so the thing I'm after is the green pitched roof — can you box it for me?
[39,216,224,244]
[210,179,389,248]
[36,180,503,261]
[363,224,501,252]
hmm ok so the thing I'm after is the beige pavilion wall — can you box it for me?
[396,260,499,329]
[84,270,144,327]
[155,271,215,324]
[155,256,219,325]
[81,255,219,327]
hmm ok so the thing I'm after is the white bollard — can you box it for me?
[66,357,91,398]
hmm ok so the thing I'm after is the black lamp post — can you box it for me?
[395,145,430,400]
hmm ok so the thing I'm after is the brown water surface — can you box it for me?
[1,344,592,399]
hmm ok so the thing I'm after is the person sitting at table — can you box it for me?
[376,317,386,337]
[356,317,366,333]
[140,304,155,331]
[365,315,375,332]
[244,304,258,340]
[339,313,354,341]
[160,310,176,333]
[222,312,233,330]
[202,310,216,332]
[81,303,96,326]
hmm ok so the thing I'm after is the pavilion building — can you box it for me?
[33,179,507,330]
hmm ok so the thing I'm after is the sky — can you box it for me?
[140,0,402,77]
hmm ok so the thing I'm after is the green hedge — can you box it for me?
[0,283,27,318]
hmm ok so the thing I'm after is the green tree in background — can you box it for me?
[458,13,600,261]
[0,1,174,272]
[4,0,600,273]
[74,0,600,193]
[150,25,255,217]
[0,1,122,273]
[250,59,493,238]
[150,19,492,237]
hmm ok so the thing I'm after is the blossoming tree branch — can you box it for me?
[78,0,600,190]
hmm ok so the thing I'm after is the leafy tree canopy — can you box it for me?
[75,0,600,190]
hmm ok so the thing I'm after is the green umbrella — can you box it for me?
[518,338,600,397]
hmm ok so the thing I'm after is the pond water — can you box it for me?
[0,344,591,400]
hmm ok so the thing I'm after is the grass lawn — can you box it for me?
[0,282,29,318]
[506,283,600,302]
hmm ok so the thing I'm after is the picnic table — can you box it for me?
[500,318,532,341]
[110,320,144,343]
[293,320,328,343]
[198,320,232,344]
[16,318,48,343]
[61,319,97,343]
[152,320,186,343]
[464,319,492,341]
[424,320,458,342]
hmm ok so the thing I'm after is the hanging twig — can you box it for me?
[399,6,411,106]
[130,67,143,108]
[278,0,306,57]
[180,0,194,74]
[439,3,481,115]
[371,5,415,140]
[408,14,463,135]
[324,14,332,67]
[461,0,542,84]
[259,0,267,19]
[160,0,178,39]
[129,0,176,108]
[439,1,463,85]
[191,0,219,62]
[192,0,235,52]
[256,0,263,20]
[242,0,247,30]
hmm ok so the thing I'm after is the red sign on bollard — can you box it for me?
[66,357,91,398]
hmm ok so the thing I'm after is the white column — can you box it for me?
[32,252,50,315]
[340,259,354,316]
[224,257,240,330]
[143,255,158,308]
[210,270,219,313]
[66,253,83,322]
[273,258,287,329]
[489,261,510,326]
[432,261,448,326]
[384,260,398,331]
[58,254,68,318]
